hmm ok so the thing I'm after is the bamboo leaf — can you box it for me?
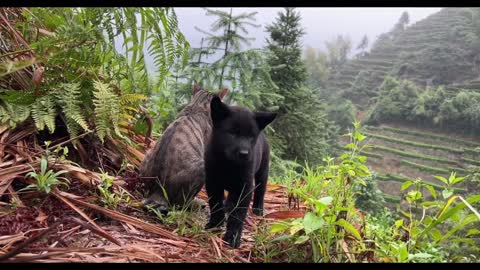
[336,219,362,241]
[303,213,323,234]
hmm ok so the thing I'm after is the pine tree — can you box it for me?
[304,46,330,88]
[393,11,410,33]
[325,35,352,73]
[195,8,260,90]
[163,8,280,120]
[356,35,369,57]
[265,8,337,166]
[266,8,307,95]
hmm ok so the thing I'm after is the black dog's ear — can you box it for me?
[210,96,230,125]
[255,112,277,131]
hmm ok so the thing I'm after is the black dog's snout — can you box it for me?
[237,149,249,158]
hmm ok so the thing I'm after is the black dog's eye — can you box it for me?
[229,127,240,134]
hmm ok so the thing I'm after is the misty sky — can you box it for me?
[175,8,442,54]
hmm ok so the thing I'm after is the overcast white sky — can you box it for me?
[175,8,442,54]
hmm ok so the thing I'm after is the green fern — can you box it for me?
[120,93,147,115]
[93,80,122,142]
[2,8,189,145]
[31,95,56,133]
[0,90,36,106]
[120,93,147,107]
[0,102,31,129]
[57,82,91,138]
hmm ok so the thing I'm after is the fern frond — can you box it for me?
[58,82,91,133]
[93,80,122,142]
[64,116,80,138]
[31,95,56,133]
[0,102,31,129]
[120,93,147,106]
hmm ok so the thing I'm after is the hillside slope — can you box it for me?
[327,8,480,110]
[337,123,478,204]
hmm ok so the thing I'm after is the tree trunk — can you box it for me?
[218,8,232,89]
[197,37,204,65]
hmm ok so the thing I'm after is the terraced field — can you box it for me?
[343,123,480,204]
[326,8,479,109]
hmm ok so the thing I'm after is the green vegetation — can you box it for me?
[464,148,480,157]
[361,150,383,159]
[375,126,480,148]
[97,169,130,209]
[147,202,206,237]
[23,157,69,194]
[20,141,70,194]
[267,124,480,262]
[401,159,451,174]
[0,8,188,141]
[400,159,469,180]
[383,173,413,184]
[383,193,401,203]
[371,145,458,165]
[326,8,480,109]
[366,76,480,135]
[365,131,464,154]
[269,123,372,262]
[265,8,338,167]
[354,174,387,214]
[461,157,480,166]
[377,173,466,193]
[2,7,480,263]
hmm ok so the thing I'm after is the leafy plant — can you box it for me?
[23,157,69,194]
[433,172,466,199]
[0,7,189,145]
[146,201,206,237]
[268,122,480,262]
[354,174,387,215]
[97,169,130,209]
[372,172,480,262]
[269,121,370,262]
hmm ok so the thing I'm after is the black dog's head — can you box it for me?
[210,96,276,164]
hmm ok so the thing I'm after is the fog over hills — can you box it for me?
[132,8,440,73]
[175,8,441,54]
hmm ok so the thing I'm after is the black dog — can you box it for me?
[204,96,277,248]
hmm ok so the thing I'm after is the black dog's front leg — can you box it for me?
[223,182,253,248]
[205,175,225,229]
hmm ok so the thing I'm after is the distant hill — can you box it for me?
[327,8,480,110]
[328,8,480,204]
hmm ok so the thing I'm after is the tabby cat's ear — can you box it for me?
[218,88,229,99]
[193,80,201,95]
[210,96,230,126]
